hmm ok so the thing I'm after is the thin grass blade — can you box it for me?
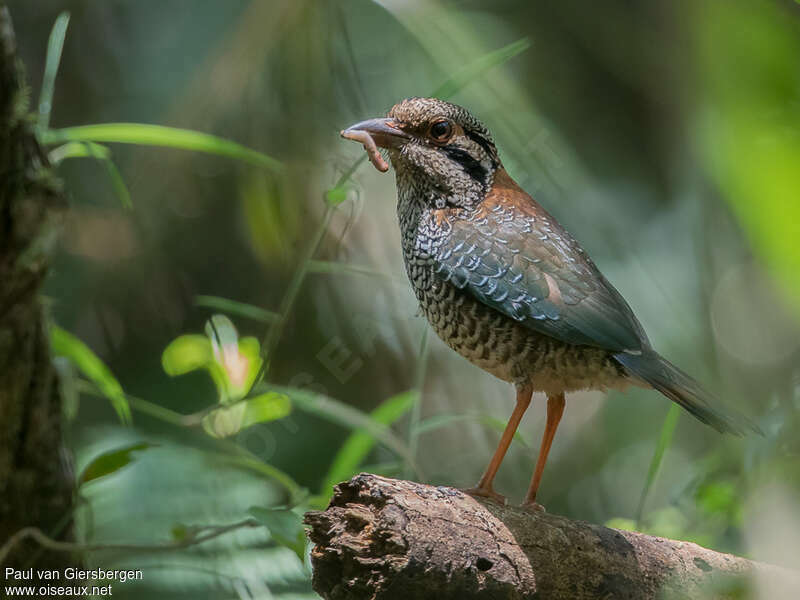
[636,403,681,527]
[41,123,283,172]
[264,385,421,478]
[38,11,70,131]
[321,390,416,497]
[432,37,531,99]
[195,295,280,324]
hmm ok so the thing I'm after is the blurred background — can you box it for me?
[8,0,800,598]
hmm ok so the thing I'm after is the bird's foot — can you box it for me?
[462,486,506,505]
[520,501,546,513]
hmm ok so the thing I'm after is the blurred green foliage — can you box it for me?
[696,0,800,316]
[9,0,800,598]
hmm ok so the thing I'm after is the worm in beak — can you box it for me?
[340,118,409,173]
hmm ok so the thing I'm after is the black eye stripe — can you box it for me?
[441,145,489,187]
[465,130,498,168]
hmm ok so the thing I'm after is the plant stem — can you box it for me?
[406,327,430,477]
[260,204,334,373]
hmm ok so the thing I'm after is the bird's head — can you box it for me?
[341,97,501,209]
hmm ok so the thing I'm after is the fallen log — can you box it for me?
[305,474,796,599]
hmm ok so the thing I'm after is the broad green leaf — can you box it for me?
[79,442,154,484]
[194,295,280,324]
[635,404,680,526]
[202,392,291,438]
[432,38,531,99]
[41,123,283,172]
[321,390,416,496]
[248,507,306,562]
[37,12,70,131]
[51,325,131,424]
[161,334,212,376]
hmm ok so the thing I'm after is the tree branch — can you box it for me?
[305,474,798,600]
[0,520,259,565]
[0,4,71,569]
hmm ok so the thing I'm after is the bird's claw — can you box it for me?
[521,501,546,513]
[461,486,507,505]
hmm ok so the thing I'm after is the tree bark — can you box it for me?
[305,474,797,600]
[0,5,72,569]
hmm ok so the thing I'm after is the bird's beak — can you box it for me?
[340,118,409,149]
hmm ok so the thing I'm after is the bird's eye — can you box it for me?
[429,119,453,143]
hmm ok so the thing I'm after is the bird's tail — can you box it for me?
[614,351,761,436]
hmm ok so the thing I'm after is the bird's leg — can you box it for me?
[463,385,532,505]
[523,392,566,510]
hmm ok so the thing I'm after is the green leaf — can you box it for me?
[194,295,280,324]
[38,11,70,131]
[79,442,154,484]
[696,480,737,516]
[201,392,291,438]
[268,385,421,477]
[48,141,111,162]
[51,325,131,424]
[41,123,283,172]
[161,334,212,376]
[696,0,800,315]
[241,392,291,427]
[321,390,416,497]
[635,403,680,527]
[170,523,189,541]
[431,37,531,99]
[48,141,132,208]
[248,507,306,562]
[99,152,133,209]
[324,186,348,206]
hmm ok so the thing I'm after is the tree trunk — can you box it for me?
[305,474,797,599]
[0,5,72,569]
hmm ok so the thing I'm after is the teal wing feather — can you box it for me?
[432,188,648,353]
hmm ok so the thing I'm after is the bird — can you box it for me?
[340,97,760,509]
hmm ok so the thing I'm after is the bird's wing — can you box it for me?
[431,170,648,353]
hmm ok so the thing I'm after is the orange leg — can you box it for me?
[463,385,532,504]
[523,392,565,508]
